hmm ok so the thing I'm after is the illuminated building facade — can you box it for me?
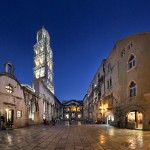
[33,27,62,121]
[33,26,54,94]
[83,94,89,120]
[0,27,61,128]
[0,62,40,128]
[62,100,83,121]
[84,32,150,130]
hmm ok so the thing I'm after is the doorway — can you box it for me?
[126,111,143,129]
[107,115,114,125]
[6,109,14,124]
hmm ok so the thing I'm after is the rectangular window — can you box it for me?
[65,114,69,119]
[78,114,82,118]
[77,107,82,112]
[128,112,135,122]
[72,113,75,118]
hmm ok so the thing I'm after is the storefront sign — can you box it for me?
[17,110,22,118]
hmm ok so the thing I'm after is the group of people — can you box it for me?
[43,118,56,126]
[0,114,13,130]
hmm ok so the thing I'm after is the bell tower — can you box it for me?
[33,27,54,94]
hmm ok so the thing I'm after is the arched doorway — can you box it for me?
[126,110,143,129]
[105,112,114,125]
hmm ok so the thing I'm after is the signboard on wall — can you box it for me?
[17,110,22,118]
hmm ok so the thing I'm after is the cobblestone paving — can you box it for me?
[0,123,150,150]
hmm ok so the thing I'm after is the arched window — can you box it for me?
[128,55,135,69]
[129,82,136,97]
[4,62,14,75]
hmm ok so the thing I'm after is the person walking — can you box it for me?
[1,114,5,130]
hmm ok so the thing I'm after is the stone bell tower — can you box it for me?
[33,27,54,94]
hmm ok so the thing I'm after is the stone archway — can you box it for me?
[105,111,114,125]
[123,106,144,130]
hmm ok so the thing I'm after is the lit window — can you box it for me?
[71,106,76,111]
[128,55,135,69]
[78,114,82,118]
[127,112,135,122]
[40,67,45,77]
[108,115,114,121]
[65,114,69,119]
[129,82,136,97]
[72,113,75,117]
[5,84,13,93]
[17,110,22,118]
[77,107,82,112]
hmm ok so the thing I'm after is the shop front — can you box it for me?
[126,110,143,129]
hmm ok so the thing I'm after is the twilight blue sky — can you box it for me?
[0,0,150,101]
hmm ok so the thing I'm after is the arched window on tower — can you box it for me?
[128,55,135,69]
[129,81,136,97]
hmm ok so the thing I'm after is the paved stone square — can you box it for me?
[0,123,150,150]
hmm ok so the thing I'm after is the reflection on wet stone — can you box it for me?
[0,124,149,150]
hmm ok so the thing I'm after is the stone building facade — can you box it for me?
[83,32,150,130]
[33,26,54,94]
[33,27,62,121]
[0,62,40,128]
[0,27,62,128]
[22,84,40,124]
[62,100,83,121]
[83,94,89,120]
[33,79,61,121]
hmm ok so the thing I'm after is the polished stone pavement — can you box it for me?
[0,123,150,150]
